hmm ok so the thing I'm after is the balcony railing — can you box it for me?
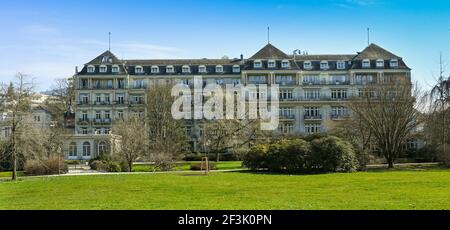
[280,114,295,119]
[275,81,296,86]
[304,115,323,120]
[330,114,350,120]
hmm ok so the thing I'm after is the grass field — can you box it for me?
[2,167,450,210]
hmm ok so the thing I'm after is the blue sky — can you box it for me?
[0,0,449,91]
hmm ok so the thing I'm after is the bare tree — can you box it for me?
[201,117,261,162]
[146,84,188,170]
[347,84,424,168]
[112,117,147,172]
[0,73,36,180]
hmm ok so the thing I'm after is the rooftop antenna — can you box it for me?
[108,32,111,51]
[267,26,270,44]
[367,28,370,46]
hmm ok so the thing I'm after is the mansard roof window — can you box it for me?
[254,60,262,68]
[362,59,371,68]
[166,65,175,73]
[135,66,144,74]
[281,60,290,68]
[198,65,207,73]
[268,60,276,68]
[87,65,95,73]
[99,65,107,73]
[232,65,240,73]
[151,66,159,73]
[320,61,329,70]
[303,61,312,70]
[390,59,399,68]
[376,59,384,68]
[182,65,191,73]
[337,61,346,70]
[216,65,224,73]
[112,65,119,73]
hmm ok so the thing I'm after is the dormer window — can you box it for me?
[337,61,346,70]
[376,59,384,68]
[135,66,144,74]
[281,60,290,68]
[303,61,312,70]
[390,59,399,68]
[362,59,370,68]
[99,65,107,73]
[166,65,174,73]
[232,65,240,73]
[198,65,207,73]
[216,65,223,73]
[87,65,95,73]
[320,61,329,70]
[268,60,276,68]
[112,65,119,73]
[254,60,262,68]
[182,65,191,73]
[151,66,159,73]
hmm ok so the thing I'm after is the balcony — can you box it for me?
[330,114,350,120]
[275,81,296,86]
[78,119,90,125]
[304,115,322,120]
[93,118,112,125]
[93,101,112,106]
[280,114,295,120]
[329,81,350,85]
[77,101,90,106]
[303,80,326,86]
[130,100,144,105]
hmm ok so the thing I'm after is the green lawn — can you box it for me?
[2,168,450,210]
[0,171,24,178]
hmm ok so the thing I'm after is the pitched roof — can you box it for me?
[86,50,123,65]
[249,43,290,59]
[354,43,400,60]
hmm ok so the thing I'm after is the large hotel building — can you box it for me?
[66,43,411,159]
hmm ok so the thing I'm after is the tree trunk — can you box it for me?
[216,152,220,163]
[128,161,133,172]
[12,150,17,181]
[387,160,394,169]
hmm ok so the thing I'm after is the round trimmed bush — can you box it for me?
[309,136,358,172]
[243,144,269,170]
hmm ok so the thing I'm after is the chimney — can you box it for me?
[75,66,78,74]
[240,54,244,61]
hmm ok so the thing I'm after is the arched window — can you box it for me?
[135,66,144,74]
[87,65,95,73]
[182,65,191,73]
[99,65,107,73]
[69,142,77,157]
[98,141,107,154]
[83,141,91,157]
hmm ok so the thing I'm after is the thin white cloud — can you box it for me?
[333,0,381,8]
[18,24,59,35]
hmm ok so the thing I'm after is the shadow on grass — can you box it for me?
[224,163,449,176]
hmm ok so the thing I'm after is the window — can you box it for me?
[331,89,348,99]
[279,107,294,117]
[116,94,124,104]
[34,115,40,122]
[305,124,322,134]
[268,60,276,68]
[98,141,107,154]
[216,65,223,73]
[376,59,384,68]
[254,60,262,68]
[304,89,321,100]
[117,111,124,119]
[112,65,119,73]
[95,111,101,120]
[303,75,320,84]
[182,65,190,73]
[337,61,346,70]
[279,90,293,100]
[87,65,95,73]
[362,59,370,68]
[82,142,91,157]
[281,60,290,68]
[69,142,77,157]
[279,123,294,134]
[135,66,144,74]
[198,65,207,73]
[275,75,294,85]
[232,65,240,73]
[355,74,374,85]
[133,79,144,89]
[330,75,347,84]
[390,59,398,68]
[99,65,107,73]
[248,76,266,84]
[320,61,329,70]
[81,112,88,121]
[304,107,321,117]
[166,65,174,73]
[81,128,88,135]
[151,66,159,73]
[331,106,349,118]
[303,61,312,70]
